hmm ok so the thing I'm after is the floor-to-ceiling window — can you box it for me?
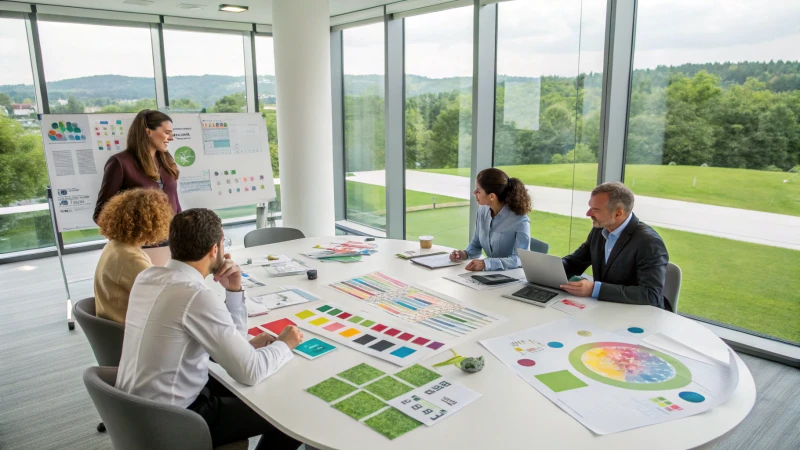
[342,22,386,231]
[404,6,474,249]
[163,28,247,111]
[37,20,158,245]
[493,0,607,258]
[625,0,800,343]
[0,16,51,254]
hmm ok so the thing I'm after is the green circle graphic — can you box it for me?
[568,342,691,391]
[174,146,196,167]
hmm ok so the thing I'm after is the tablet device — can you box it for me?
[471,274,518,285]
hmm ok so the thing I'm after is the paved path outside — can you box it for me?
[348,170,800,250]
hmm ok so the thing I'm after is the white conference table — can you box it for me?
[206,237,755,450]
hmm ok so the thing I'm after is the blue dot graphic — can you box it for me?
[547,341,564,348]
[627,327,645,334]
[679,391,705,403]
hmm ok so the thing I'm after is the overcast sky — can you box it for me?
[1,0,799,84]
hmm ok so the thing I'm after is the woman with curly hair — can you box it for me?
[449,168,532,271]
[94,188,173,323]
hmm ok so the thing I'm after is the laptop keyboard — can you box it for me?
[512,284,559,303]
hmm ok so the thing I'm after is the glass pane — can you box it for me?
[627,0,800,343]
[494,0,607,259]
[38,21,158,246]
[0,17,53,254]
[214,35,284,221]
[405,6,473,249]
[343,23,386,230]
[38,21,156,113]
[163,29,246,111]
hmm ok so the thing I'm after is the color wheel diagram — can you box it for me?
[567,342,691,391]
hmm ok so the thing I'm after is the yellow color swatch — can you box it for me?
[309,317,330,326]
[339,328,361,338]
[295,310,315,320]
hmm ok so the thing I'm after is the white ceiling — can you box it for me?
[27,0,397,24]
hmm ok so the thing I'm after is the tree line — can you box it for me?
[344,62,800,173]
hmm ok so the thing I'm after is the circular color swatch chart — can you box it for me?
[568,342,691,391]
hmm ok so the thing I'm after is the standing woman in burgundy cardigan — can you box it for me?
[93,109,182,223]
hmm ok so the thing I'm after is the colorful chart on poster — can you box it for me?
[480,318,738,435]
[40,112,276,232]
[569,342,691,391]
[292,301,451,367]
[328,272,505,338]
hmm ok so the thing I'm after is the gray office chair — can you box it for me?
[74,297,126,433]
[73,297,125,366]
[244,227,305,248]
[529,237,550,254]
[84,366,229,450]
[663,262,682,313]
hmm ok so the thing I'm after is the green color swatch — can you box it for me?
[361,320,376,328]
[306,378,357,403]
[364,407,423,440]
[332,391,386,420]
[316,305,332,312]
[337,363,385,386]
[535,370,588,393]
[348,316,364,324]
[327,308,343,316]
[394,364,441,387]
[364,376,414,401]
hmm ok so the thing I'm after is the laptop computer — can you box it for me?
[501,249,569,307]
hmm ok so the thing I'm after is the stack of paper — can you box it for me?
[264,259,311,277]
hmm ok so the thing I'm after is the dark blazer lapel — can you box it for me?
[601,214,639,279]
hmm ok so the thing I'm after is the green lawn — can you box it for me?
[406,205,800,343]
[344,180,465,230]
[422,164,800,217]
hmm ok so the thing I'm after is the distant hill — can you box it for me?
[1,60,798,105]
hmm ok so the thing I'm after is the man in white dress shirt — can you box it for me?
[116,208,304,449]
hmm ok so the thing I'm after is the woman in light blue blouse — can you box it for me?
[450,168,532,271]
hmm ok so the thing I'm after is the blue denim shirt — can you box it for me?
[465,205,531,271]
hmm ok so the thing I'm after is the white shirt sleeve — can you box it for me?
[183,289,293,386]
[223,289,248,336]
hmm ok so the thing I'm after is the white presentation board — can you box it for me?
[40,112,276,232]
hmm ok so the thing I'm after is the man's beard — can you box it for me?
[591,217,612,228]
[210,249,224,273]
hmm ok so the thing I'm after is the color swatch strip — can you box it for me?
[329,272,503,340]
[291,302,449,366]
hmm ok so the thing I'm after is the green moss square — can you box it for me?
[364,407,423,440]
[331,391,386,420]
[394,364,441,387]
[364,376,414,401]
[306,378,357,403]
[337,363,385,386]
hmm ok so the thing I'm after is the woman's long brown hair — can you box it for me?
[127,109,180,181]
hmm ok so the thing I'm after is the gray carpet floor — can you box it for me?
[1,239,798,449]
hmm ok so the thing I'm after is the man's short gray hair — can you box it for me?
[591,182,634,213]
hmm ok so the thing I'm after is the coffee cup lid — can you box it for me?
[419,235,434,240]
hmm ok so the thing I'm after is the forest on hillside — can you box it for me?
[345,60,800,173]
